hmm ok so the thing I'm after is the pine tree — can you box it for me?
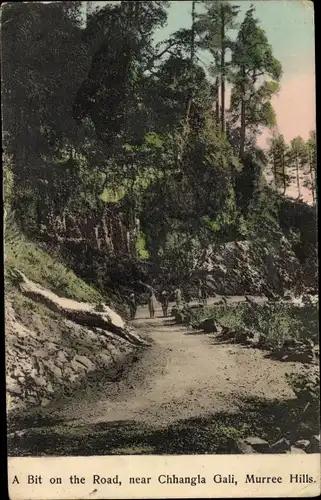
[230,5,282,159]
[289,136,308,201]
[268,132,289,195]
[196,0,239,133]
[306,130,317,205]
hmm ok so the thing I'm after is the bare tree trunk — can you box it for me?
[220,4,226,134]
[239,98,246,159]
[309,150,316,205]
[215,77,220,123]
[296,157,301,199]
[239,65,246,159]
[282,153,286,195]
[185,0,196,130]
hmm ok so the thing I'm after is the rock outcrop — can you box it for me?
[6,272,148,413]
[195,239,300,296]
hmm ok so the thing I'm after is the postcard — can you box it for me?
[3,0,319,498]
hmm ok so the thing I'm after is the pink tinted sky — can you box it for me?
[258,72,316,148]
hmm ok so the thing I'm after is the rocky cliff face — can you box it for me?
[6,273,148,414]
[197,239,301,296]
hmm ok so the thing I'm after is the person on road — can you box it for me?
[148,290,156,318]
[199,280,208,306]
[174,287,182,307]
[128,292,137,320]
[160,290,169,317]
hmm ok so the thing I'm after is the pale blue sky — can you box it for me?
[154,1,315,76]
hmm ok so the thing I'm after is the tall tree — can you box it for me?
[289,136,309,201]
[230,5,282,158]
[306,130,317,205]
[268,132,289,195]
[196,0,239,133]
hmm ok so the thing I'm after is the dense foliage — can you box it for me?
[2,1,316,294]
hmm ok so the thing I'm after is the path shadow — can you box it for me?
[8,395,319,456]
[183,329,214,336]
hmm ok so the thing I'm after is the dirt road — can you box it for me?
[9,299,313,456]
[45,300,301,427]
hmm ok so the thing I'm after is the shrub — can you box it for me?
[178,300,318,349]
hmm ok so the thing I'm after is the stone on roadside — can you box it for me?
[308,434,320,453]
[294,439,310,451]
[246,331,260,346]
[233,439,258,454]
[198,318,219,333]
[269,438,291,453]
[244,437,270,452]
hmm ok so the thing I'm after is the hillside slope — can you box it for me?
[5,237,148,414]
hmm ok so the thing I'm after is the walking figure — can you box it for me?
[128,292,137,320]
[148,290,156,318]
[160,290,169,317]
[199,280,208,306]
[174,287,182,307]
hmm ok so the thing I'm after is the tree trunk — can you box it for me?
[220,4,226,134]
[272,152,277,188]
[185,0,196,129]
[215,77,220,123]
[239,98,246,159]
[296,157,301,199]
[239,65,246,159]
[282,152,287,195]
[309,150,316,205]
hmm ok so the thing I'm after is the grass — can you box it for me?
[5,233,104,303]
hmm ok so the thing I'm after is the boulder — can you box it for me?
[198,318,219,333]
[308,434,320,453]
[244,437,270,452]
[233,439,258,454]
[174,312,185,324]
[269,438,291,453]
[34,376,47,387]
[246,331,260,346]
[294,439,310,451]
